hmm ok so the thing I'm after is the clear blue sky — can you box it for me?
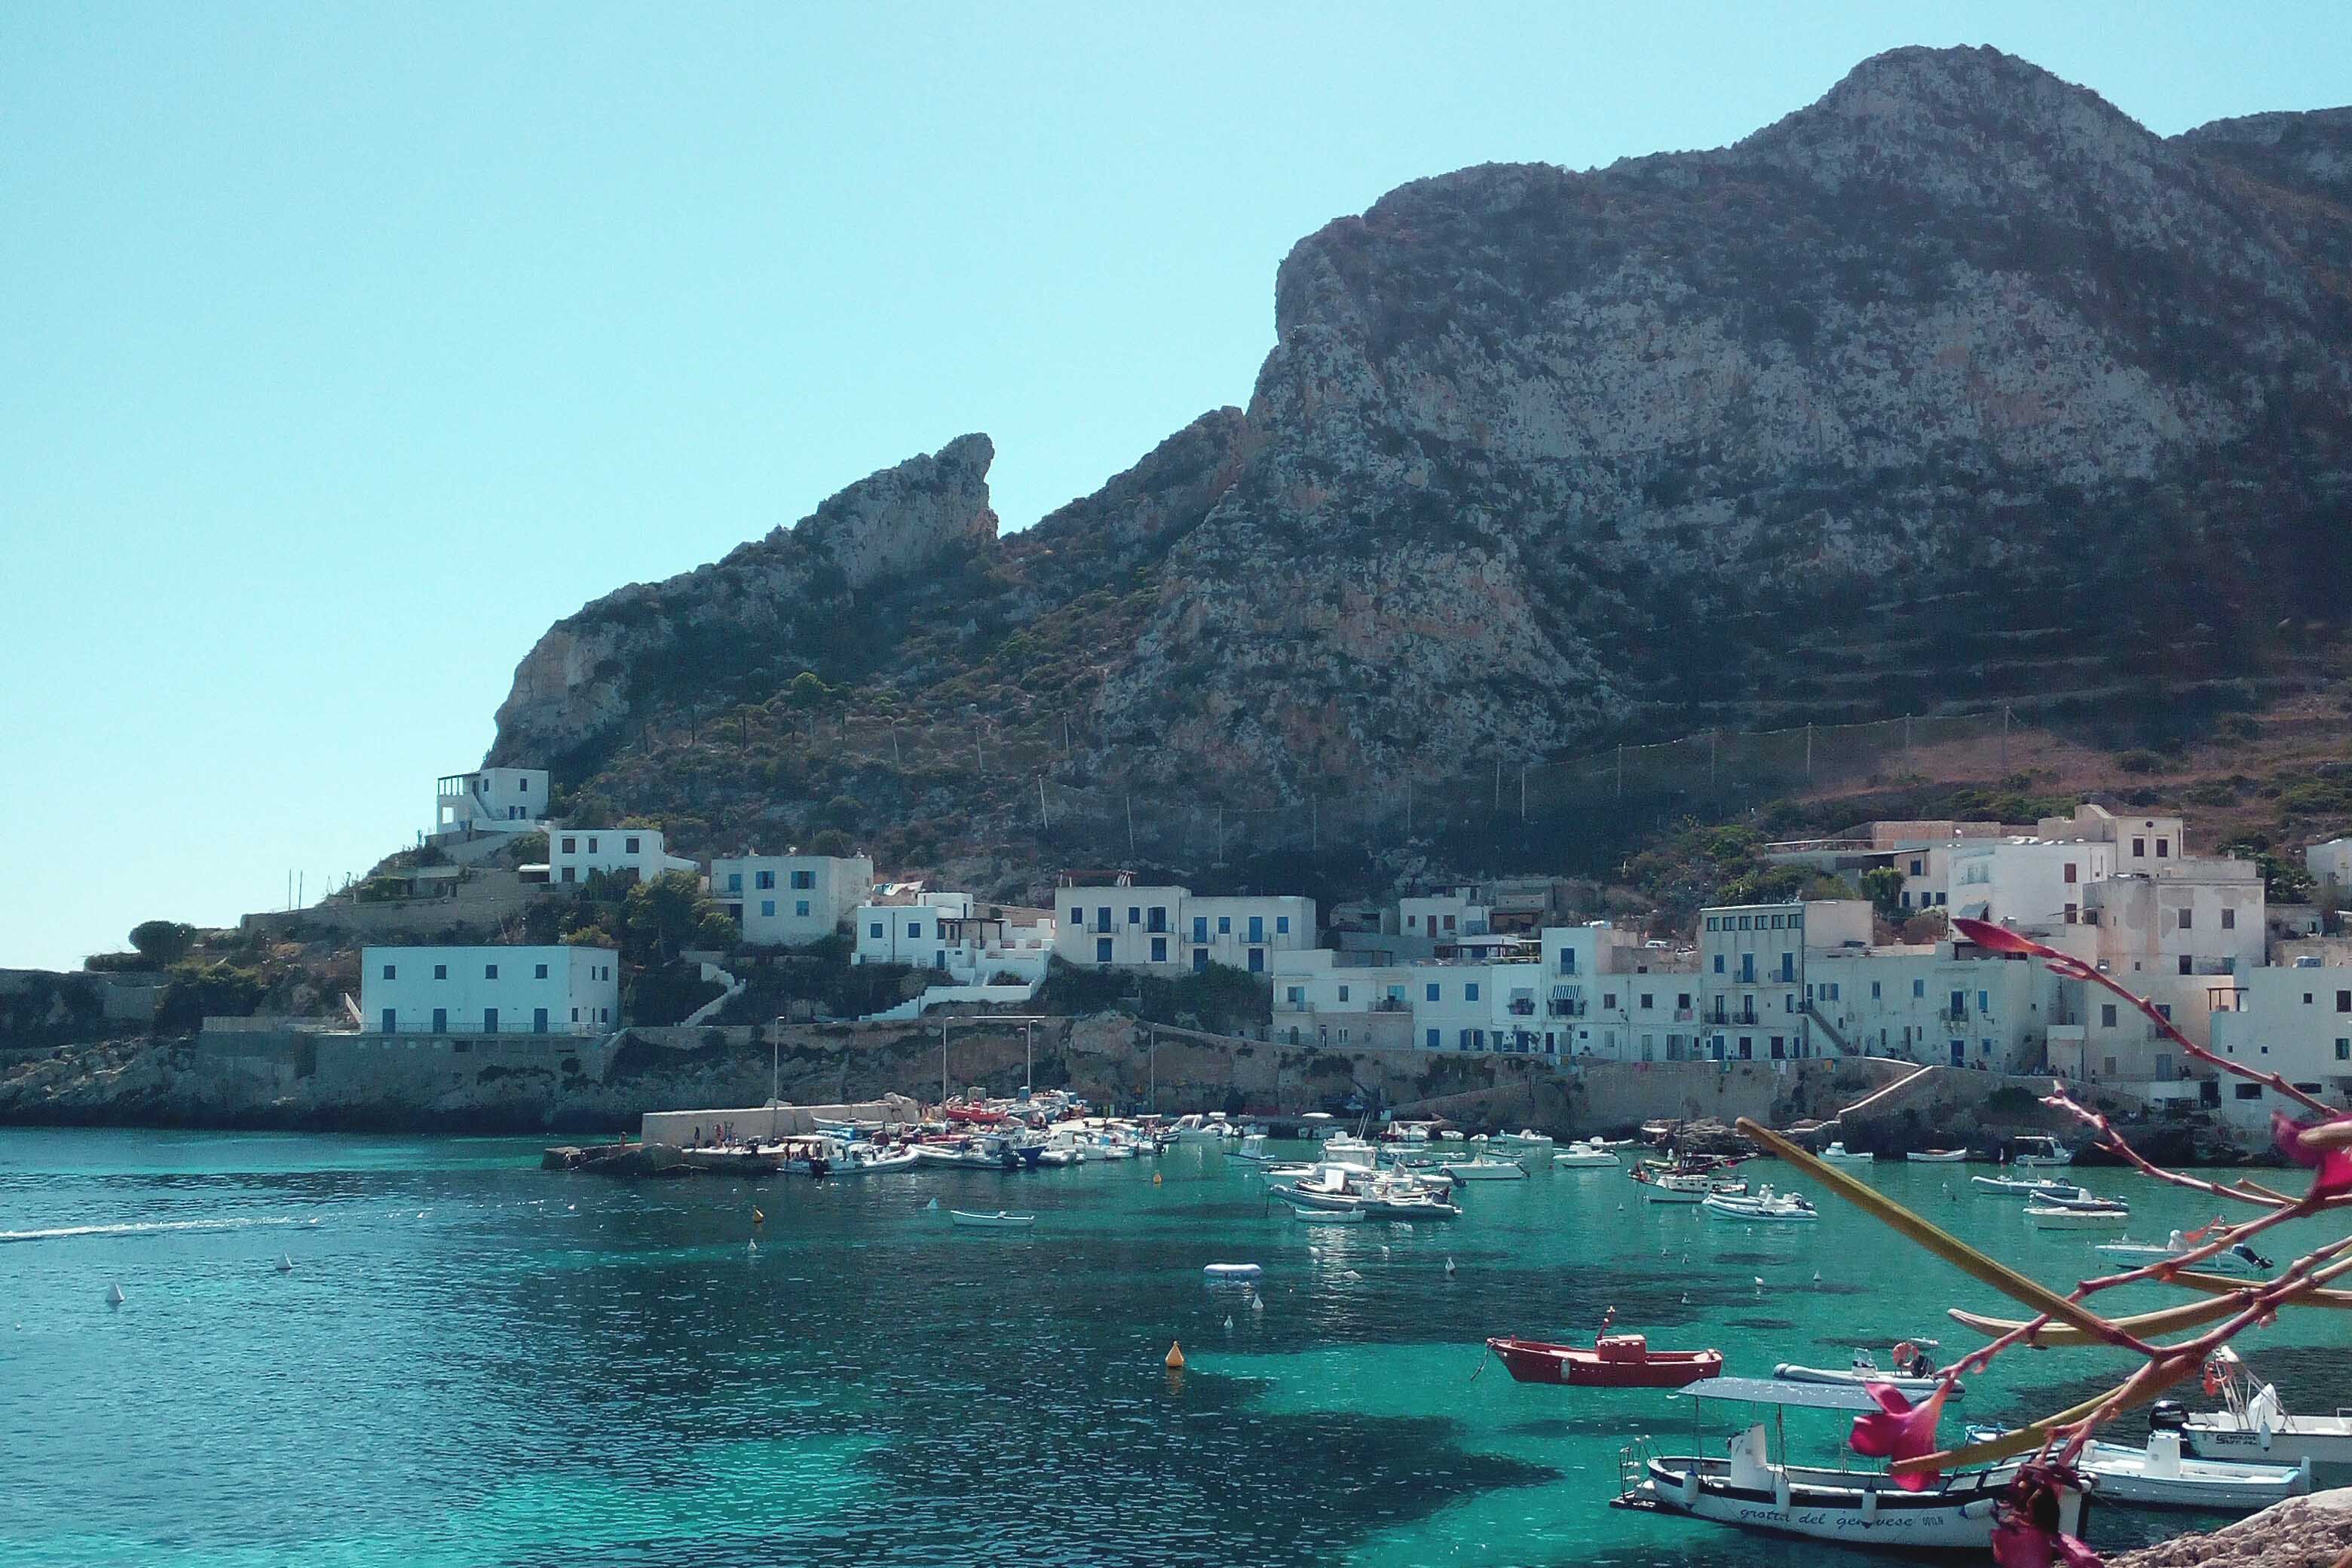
[3,3,2344,971]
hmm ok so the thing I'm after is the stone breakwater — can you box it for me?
[1,1017,1906,1135]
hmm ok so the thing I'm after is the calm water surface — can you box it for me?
[2,1129,2345,1566]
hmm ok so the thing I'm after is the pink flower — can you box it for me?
[1993,1464,2101,1568]
[1848,1379,1950,1490]
[2271,1110,2352,1200]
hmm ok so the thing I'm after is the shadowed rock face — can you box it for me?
[489,433,1000,768]
[488,45,2352,816]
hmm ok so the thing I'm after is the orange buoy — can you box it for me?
[1152,1171,1163,1186]
[1165,1340,1185,1369]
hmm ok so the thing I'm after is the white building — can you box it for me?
[547,826,698,887]
[2308,838,2352,890]
[853,891,1055,984]
[361,944,618,1036]
[710,853,873,947]
[434,768,549,836]
[1698,899,1873,1061]
[1052,874,1315,975]
[1946,838,2119,927]
[1400,890,1490,942]
[1807,942,2058,1072]
[2210,959,2352,1124]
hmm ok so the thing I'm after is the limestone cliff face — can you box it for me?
[490,434,998,767]
[487,46,2352,838]
[1099,45,2352,779]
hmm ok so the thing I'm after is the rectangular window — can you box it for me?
[2338,991,2350,1013]
[533,1007,548,1033]
[2133,837,2145,857]
[1910,859,1923,875]
[1192,949,1207,972]
[1128,906,1141,926]
[1977,989,1989,1014]
[381,1009,396,1033]
[432,1007,446,1033]
[1337,985,1352,1003]
[2179,954,2194,975]
[1218,917,1231,935]
[1426,984,1441,1003]
[586,837,598,853]
[1870,981,1882,1000]
[534,963,547,980]
[623,836,640,854]
[1913,979,1925,999]
[1097,906,1112,932]
[2222,908,2235,929]
[791,870,813,890]
[382,964,397,980]
[1276,916,1290,935]
[2179,908,2193,931]
[2102,1003,2118,1027]
[1248,948,1264,973]
[907,921,920,938]
[752,870,773,890]
[1286,987,1304,1006]
[1150,937,1168,963]
[727,873,743,893]
[2157,838,2170,858]
[561,867,576,884]
[2065,903,2078,923]
[2064,862,2078,884]
[795,900,810,917]
[2234,1083,2263,1101]
[1191,917,1207,942]
[868,922,883,938]
[1640,994,1653,1009]
[434,964,447,981]
[1465,982,1481,1002]
[1426,1028,1441,1049]
[2337,1040,2350,1061]
[1713,956,1724,974]
[761,900,776,917]
[1603,992,1616,1009]
[561,837,576,853]
[1096,937,1113,963]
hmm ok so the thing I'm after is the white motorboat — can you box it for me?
[1614,1378,2047,1552]
[2026,1204,2128,1230]
[1906,1148,1971,1163]
[2010,1135,2074,1167]
[2035,1187,2128,1214]
[1703,1187,1818,1222]
[1481,1129,1556,1156]
[1965,1424,2308,1511]
[1437,1158,1528,1182]
[1168,1113,1234,1143]
[1643,1174,1710,1204]
[911,1141,1020,1171]
[949,1210,1036,1229]
[1202,1262,1263,1282]
[2154,1349,2352,1468]
[1972,1174,2078,1198]
[1819,1141,1876,1164]
[1272,1165,1461,1220]
[2094,1232,2274,1276]
[834,1144,920,1174]
[1774,1348,1954,1400]
[1554,1141,1621,1168]
[1291,1206,1366,1225]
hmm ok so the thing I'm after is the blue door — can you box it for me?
[533,1008,549,1034]
[1248,916,1264,943]
[483,1008,498,1034]
[1192,948,1207,972]
[380,1009,396,1034]
[1949,1039,1965,1065]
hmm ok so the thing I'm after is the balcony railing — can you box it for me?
[1508,1000,1536,1016]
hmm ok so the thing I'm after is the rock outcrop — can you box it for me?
[485,45,2352,844]
[2109,1486,2352,1568]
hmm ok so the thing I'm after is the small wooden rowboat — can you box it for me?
[949,1210,1036,1229]
[1487,1332,1724,1389]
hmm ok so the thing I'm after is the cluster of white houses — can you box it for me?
[385,771,2352,1119]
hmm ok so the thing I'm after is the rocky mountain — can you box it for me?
[489,46,2352,859]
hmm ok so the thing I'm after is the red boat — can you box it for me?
[1487,1315,1723,1389]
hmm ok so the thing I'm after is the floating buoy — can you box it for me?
[1223,1315,1234,1331]
[1680,1292,1689,1305]
[925,1197,939,1211]
[1165,1340,1185,1369]
[747,1239,758,1254]
[1444,1257,1457,1277]
[276,1254,293,1274]
[1812,1271,1822,1285]
[1153,1172,1163,1186]
[106,1282,126,1308]
[752,1208,765,1226]
[1248,1291,1263,1312]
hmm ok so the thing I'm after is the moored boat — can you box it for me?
[1703,1187,1818,1222]
[2010,1135,2074,1167]
[2153,1349,2352,1468]
[1487,1324,1723,1389]
[1437,1157,1527,1182]
[949,1210,1036,1228]
[2094,1230,2271,1275]
[1291,1206,1365,1224]
[1972,1174,2078,1197]
[1614,1378,2048,1551]
[1965,1424,2308,1511]
[1553,1141,1620,1168]
[1818,1141,1876,1163]
[1906,1148,1971,1162]
[1481,1129,1556,1157]
[1774,1346,1955,1399]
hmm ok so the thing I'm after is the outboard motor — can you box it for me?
[2233,1243,2276,1271]
[2148,1400,2189,1434]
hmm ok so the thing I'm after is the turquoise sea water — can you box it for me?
[2,1129,2347,1567]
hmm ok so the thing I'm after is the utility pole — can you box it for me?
[1805,722,1814,776]
[940,1019,949,1104]
[1038,776,1051,829]
[1708,730,1718,795]
[2000,705,2011,773]
[1125,795,1137,861]
[1493,758,1502,813]
[770,1015,783,1106]
[1519,768,1527,823]
[1311,795,1318,855]
[891,724,902,767]
[1615,744,1625,799]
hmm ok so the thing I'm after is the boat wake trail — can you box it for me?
[0,1216,302,1245]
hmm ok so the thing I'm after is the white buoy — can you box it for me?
[106,1283,124,1308]
[1223,1315,1234,1331]
[1680,1291,1689,1305]
[925,1197,939,1211]
[1249,1291,1263,1312]
[747,1239,758,1254]
[1444,1257,1457,1277]
[1812,1271,1822,1284]
[276,1254,293,1274]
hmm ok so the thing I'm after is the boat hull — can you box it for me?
[1907,1150,1971,1163]
[2026,1205,2129,1230]
[1773,1364,1952,1399]
[2077,1441,2308,1509]
[1622,1459,2016,1551]
[1487,1337,1721,1389]
[2181,1419,2352,1468]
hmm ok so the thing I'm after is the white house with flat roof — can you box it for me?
[362,945,618,1036]
[853,892,1054,984]
[1052,874,1315,975]
[2308,838,2352,890]
[1946,838,2119,927]
[547,826,698,887]
[1698,899,1872,1061]
[1807,942,2057,1071]
[1400,890,1490,942]
[710,853,872,946]
[434,768,549,836]
[2209,958,2352,1125]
